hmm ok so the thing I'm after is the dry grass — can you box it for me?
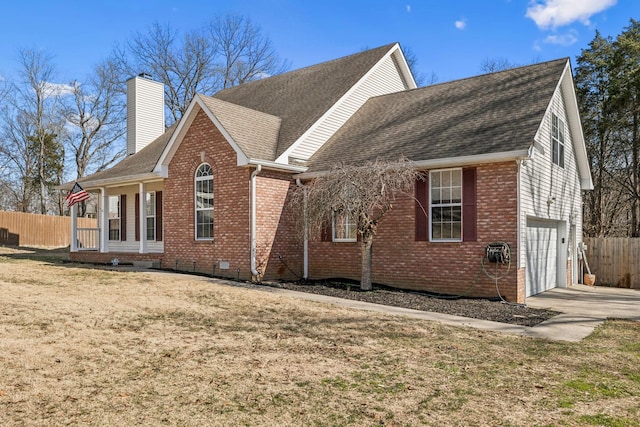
[1,249,639,426]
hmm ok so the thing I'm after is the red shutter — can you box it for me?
[134,193,140,241]
[156,191,163,241]
[462,167,477,242]
[120,195,127,241]
[415,175,428,241]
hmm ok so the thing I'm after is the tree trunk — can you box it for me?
[632,110,639,237]
[360,234,373,291]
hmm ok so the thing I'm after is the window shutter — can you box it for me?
[134,193,140,241]
[120,195,127,241]
[415,175,428,241]
[156,191,163,241]
[462,167,477,242]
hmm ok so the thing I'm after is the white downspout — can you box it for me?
[296,178,308,279]
[250,165,262,277]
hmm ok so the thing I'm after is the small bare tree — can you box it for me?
[292,158,422,291]
[479,57,518,73]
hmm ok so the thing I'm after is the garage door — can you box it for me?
[526,218,558,296]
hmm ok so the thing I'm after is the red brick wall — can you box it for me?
[255,171,303,281]
[308,162,523,302]
[163,109,252,280]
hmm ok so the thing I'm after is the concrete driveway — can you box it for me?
[525,284,640,341]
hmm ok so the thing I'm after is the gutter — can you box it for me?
[294,150,531,180]
[296,178,309,279]
[250,165,263,278]
[57,172,164,191]
[247,158,307,173]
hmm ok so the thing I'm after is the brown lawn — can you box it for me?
[1,248,639,426]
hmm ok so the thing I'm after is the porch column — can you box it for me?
[70,204,78,252]
[139,182,147,254]
[100,187,109,253]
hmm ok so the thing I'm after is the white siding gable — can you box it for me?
[277,48,414,164]
[519,81,584,272]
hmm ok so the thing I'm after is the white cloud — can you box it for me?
[544,31,579,46]
[41,82,75,98]
[526,0,617,29]
[406,4,411,13]
[455,19,467,30]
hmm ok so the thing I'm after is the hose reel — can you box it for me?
[485,242,510,264]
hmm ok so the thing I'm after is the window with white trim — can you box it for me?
[195,163,214,239]
[146,191,156,241]
[552,113,565,168]
[430,169,462,241]
[333,210,357,242]
[108,195,120,241]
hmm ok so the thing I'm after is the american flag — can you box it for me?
[65,182,90,208]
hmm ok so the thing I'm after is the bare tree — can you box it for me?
[0,106,38,211]
[19,49,67,214]
[401,45,438,87]
[112,14,288,126]
[208,14,288,89]
[479,57,518,74]
[0,49,66,214]
[64,59,126,180]
[291,158,422,290]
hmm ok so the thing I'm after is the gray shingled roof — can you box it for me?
[198,95,281,161]
[70,44,397,188]
[213,43,398,159]
[306,58,569,172]
[74,123,177,186]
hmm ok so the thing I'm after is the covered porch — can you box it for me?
[70,181,164,257]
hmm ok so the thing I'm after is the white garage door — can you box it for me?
[526,218,558,296]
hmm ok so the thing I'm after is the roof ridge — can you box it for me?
[364,57,569,101]
[213,42,398,96]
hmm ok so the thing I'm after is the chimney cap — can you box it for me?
[137,72,153,80]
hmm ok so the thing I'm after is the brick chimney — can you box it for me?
[126,74,165,155]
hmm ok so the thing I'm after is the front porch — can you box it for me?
[69,182,164,256]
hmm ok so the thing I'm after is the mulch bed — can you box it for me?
[275,280,558,327]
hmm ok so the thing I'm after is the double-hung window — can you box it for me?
[146,191,156,241]
[430,169,462,241]
[108,195,121,241]
[195,163,214,240]
[552,113,565,168]
[333,210,357,242]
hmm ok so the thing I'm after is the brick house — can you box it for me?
[64,43,592,303]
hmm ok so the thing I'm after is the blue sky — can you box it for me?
[0,0,636,86]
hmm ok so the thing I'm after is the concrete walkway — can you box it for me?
[260,284,640,342]
[117,267,640,342]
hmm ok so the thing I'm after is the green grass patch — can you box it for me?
[579,414,635,427]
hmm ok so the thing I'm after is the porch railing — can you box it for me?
[76,228,100,251]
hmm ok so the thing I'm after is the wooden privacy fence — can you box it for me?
[0,211,97,248]
[584,237,640,289]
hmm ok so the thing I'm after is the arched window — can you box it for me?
[195,163,214,239]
